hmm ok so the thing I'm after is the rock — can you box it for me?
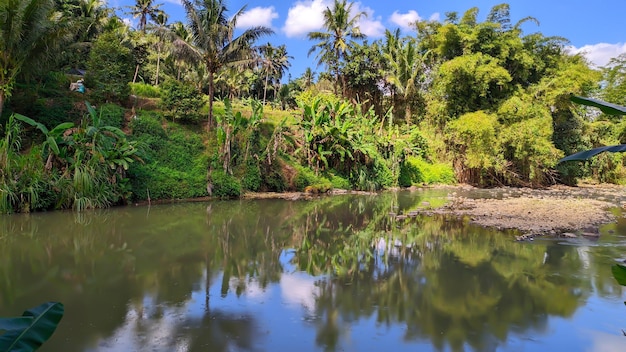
[581,232,600,238]
[560,232,577,238]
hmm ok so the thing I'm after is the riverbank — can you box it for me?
[414,184,626,239]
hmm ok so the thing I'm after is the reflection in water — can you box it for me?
[0,190,625,351]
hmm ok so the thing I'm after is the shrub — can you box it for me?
[402,157,456,185]
[160,80,204,123]
[85,32,134,104]
[130,82,161,98]
[211,170,241,198]
[241,160,261,191]
[99,104,125,129]
[327,172,351,190]
[130,112,166,137]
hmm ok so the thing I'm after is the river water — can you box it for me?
[1,189,626,351]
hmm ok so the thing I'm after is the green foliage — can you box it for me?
[130,82,162,98]
[401,157,456,185]
[210,170,241,198]
[433,53,512,120]
[0,302,64,351]
[130,112,166,138]
[241,160,261,192]
[326,172,351,189]
[293,164,333,192]
[159,80,204,123]
[85,32,134,104]
[129,120,207,200]
[98,104,125,129]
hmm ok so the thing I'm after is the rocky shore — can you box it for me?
[415,184,626,240]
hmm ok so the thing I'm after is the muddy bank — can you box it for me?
[416,184,626,238]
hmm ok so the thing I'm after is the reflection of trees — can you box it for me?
[289,201,599,351]
[0,200,294,351]
[1,190,625,351]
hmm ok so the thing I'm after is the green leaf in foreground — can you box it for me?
[559,145,626,162]
[611,264,626,286]
[570,95,626,115]
[0,302,64,352]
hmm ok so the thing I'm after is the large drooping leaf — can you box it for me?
[0,302,64,352]
[570,95,626,115]
[559,144,626,162]
[612,264,626,286]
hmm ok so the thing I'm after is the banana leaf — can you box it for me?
[559,144,626,162]
[570,95,626,115]
[0,302,64,352]
[612,264,626,286]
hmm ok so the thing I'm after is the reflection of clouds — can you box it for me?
[587,330,625,352]
[93,295,191,352]
[280,274,319,312]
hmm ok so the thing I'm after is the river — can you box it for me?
[1,189,625,351]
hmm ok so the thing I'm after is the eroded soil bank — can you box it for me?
[414,184,626,239]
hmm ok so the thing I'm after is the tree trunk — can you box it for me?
[132,64,140,84]
[0,90,4,118]
[405,100,412,125]
[208,70,214,131]
[155,45,161,86]
[263,71,269,105]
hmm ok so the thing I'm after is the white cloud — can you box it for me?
[568,42,626,67]
[122,17,134,28]
[237,6,279,29]
[283,0,384,38]
[390,10,421,30]
[162,0,181,5]
[389,10,441,31]
[353,3,384,38]
[429,12,440,22]
[283,0,328,38]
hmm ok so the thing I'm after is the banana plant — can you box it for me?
[559,95,626,162]
[0,301,64,351]
[13,114,74,170]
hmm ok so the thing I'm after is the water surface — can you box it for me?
[1,189,625,351]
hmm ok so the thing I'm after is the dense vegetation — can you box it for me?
[1,0,626,213]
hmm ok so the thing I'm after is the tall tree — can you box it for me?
[127,0,163,32]
[258,43,292,104]
[177,0,273,129]
[384,36,427,122]
[0,0,69,117]
[307,0,366,95]
[301,67,316,88]
[126,0,165,83]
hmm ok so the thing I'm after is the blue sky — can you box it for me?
[112,0,626,79]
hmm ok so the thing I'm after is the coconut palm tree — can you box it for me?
[301,67,316,88]
[126,0,165,83]
[258,43,292,104]
[307,0,366,95]
[147,11,169,85]
[383,34,428,123]
[177,0,273,129]
[126,0,163,32]
[0,0,69,117]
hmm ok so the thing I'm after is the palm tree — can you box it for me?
[307,0,366,95]
[258,43,292,104]
[301,67,316,88]
[77,0,111,42]
[383,34,427,122]
[127,0,165,83]
[168,21,194,81]
[177,0,273,129]
[126,0,163,32]
[148,11,169,85]
[0,0,69,117]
